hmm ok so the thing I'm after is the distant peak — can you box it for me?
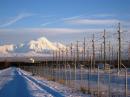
[37,37,48,41]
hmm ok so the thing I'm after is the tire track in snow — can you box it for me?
[18,69,65,97]
[17,69,53,97]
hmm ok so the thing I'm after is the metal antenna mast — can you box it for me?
[103,29,106,69]
[118,23,121,72]
[92,34,95,69]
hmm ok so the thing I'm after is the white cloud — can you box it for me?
[60,14,121,25]
[90,14,116,18]
[0,27,114,34]
[62,15,83,21]
[41,22,52,26]
[41,21,60,27]
[65,18,121,25]
[40,15,83,27]
[40,14,123,27]
[0,13,32,27]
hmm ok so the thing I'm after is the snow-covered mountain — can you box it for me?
[0,37,129,60]
[0,37,66,55]
[29,37,58,52]
[0,44,14,54]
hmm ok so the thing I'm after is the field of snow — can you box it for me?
[28,66,130,97]
[0,67,90,97]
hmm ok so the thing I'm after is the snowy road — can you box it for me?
[0,67,88,97]
[0,68,33,97]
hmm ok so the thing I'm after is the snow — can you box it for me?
[0,44,14,54]
[0,67,90,97]
[0,68,14,90]
[0,37,66,55]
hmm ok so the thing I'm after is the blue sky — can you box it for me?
[0,0,130,44]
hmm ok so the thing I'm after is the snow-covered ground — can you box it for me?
[0,67,90,97]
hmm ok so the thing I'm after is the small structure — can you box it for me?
[29,58,35,63]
